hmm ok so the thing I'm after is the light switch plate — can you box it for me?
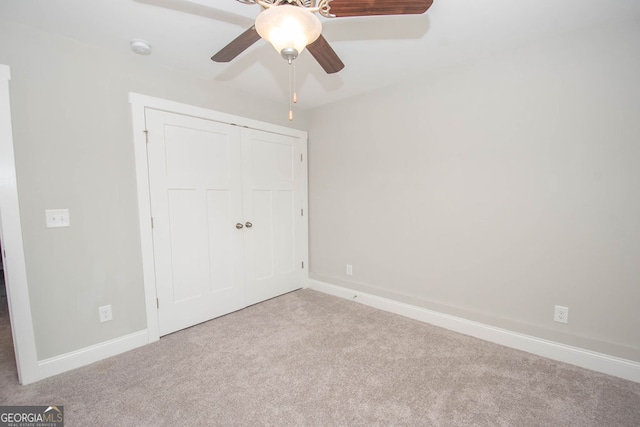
[45,209,70,228]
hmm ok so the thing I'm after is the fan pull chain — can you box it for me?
[293,61,298,104]
[288,58,298,121]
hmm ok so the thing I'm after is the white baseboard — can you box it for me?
[307,279,640,383]
[37,330,149,381]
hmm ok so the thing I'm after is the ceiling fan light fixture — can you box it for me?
[255,5,322,59]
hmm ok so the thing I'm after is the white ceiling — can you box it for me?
[1,0,639,110]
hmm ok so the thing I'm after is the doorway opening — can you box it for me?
[0,231,19,381]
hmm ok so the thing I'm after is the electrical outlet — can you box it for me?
[99,305,113,323]
[554,305,569,324]
[346,264,353,276]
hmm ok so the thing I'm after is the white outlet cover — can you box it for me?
[45,209,70,228]
[98,305,113,322]
[554,305,569,324]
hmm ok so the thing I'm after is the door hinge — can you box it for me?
[300,153,303,162]
[143,129,149,143]
[151,217,154,228]
[301,208,303,216]
[301,261,304,269]
[156,298,159,309]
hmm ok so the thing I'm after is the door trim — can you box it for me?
[0,64,39,384]
[128,93,308,342]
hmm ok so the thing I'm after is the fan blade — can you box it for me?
[328,0,434,17]
[307,35,345,74]
[211,26,261,62]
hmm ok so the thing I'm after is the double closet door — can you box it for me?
[146,110,305,336]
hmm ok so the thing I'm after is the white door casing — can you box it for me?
[0,64,39,384]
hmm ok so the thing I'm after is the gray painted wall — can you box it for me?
[0,20,308,360]
[308,20,640,362]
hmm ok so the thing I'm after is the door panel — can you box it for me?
[167,189,205,303]
[206,190,235,292]
[242,129,302,305]
[252,190,274,280]
[146,110,244,336]
[273,190,296,275]
[164,125,232,185]
[251,139,294,183]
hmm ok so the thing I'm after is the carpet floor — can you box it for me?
[1,289,639,426]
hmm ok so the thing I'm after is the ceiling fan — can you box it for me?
[211,0,435,74]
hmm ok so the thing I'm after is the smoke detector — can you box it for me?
[131,39,152,55]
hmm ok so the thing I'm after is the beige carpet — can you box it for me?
[1,289,639,426]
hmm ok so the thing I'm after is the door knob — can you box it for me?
[245,222,253,229]
[235,223,244,229]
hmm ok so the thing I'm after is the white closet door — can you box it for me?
[146,110,245,336]
[242,128,303,305]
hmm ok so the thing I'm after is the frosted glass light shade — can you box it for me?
[255,5,322,56]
